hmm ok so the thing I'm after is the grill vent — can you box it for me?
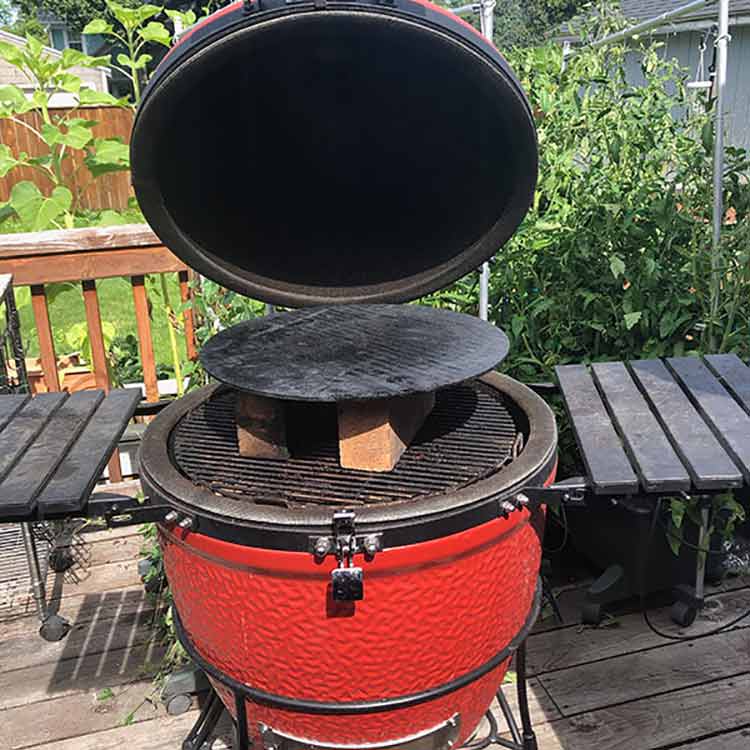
[170,383,522,509]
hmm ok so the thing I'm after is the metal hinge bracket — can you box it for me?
[515,480,589,510]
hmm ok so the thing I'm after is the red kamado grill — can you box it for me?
[130,1,557,749]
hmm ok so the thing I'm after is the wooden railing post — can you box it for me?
[30,284,60,392]
[131,274,160,403]
[81,279,110,392]
[82,278,123,482]
[179,269,197,361]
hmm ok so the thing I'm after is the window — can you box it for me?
[67,30,84,51]
[49,28,66,51]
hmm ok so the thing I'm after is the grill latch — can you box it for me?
[310,510,381,601]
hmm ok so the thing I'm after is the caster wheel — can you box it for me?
[144,572,165,594]
[48,548,74,573]
[581,602,603,626]
[39,615,71,642]
[671,601,697,627]
[166,693,193,716]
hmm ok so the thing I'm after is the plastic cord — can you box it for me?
[641,498,750,641]
[542,504,568,554]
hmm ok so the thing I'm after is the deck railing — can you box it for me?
[0,224,197,481]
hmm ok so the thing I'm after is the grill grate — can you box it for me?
[170,382,522,509]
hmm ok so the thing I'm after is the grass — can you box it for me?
[14,275,188,372]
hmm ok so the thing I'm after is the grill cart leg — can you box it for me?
[20,523,69,642]
[182,689,225,750]
[671,503,711,627]
[515,640,538,750]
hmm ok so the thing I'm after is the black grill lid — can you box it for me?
[130,0,538,307]
[199,304,509,401]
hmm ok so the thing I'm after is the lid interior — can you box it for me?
[132,10,537,305]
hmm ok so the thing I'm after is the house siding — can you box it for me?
[624,26,750,151]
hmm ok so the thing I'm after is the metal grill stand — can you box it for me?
[180,633,540,750]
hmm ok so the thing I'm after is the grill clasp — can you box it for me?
[310,510,381,601]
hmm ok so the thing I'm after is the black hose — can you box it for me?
[641,498,750,641]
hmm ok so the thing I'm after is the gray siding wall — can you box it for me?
[624,25,750,151]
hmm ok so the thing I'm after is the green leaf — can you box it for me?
[97,209,129,226]
[9,182,72,231]
[0,40,25,68]
[96,687,115,702]
[78,88,125,106]
[670,499,685,529]
[0,84,28,115]
[667,519,683,556]
[25,35,44,59]
[131,54,153,71]
[511,315,525,337]
[624,311,642,330]
[61,49,109,70]
[59,73,82,94]
[108,2,163,31]
[166,9,197,27]
[40,122,62,146]
[83,19,114,35]
[0,144,21,177]
[0,202,15,225]
[609,256,626,279]
[41,121,94,149]
[85,137,130,177]
[116,52,135,68]
[139,22,171,47]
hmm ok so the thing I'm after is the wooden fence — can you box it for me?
[0,106,134,212]
[0,224,197,480]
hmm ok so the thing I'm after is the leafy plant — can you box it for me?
[0,36,130,230]
[427,5,749,382]
[84,2,196,105]
[110,332,172,385]
[666,494,746,562]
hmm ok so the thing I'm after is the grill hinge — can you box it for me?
[309,510,382,602]
[514,479,589,511]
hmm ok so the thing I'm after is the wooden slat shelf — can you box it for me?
[556,353,750,496]
[0,389,140,522]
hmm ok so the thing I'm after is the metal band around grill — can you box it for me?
[172,579,541,715]
[259,714,460,750]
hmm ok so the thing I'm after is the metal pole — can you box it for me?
[589,0,713,49]
[478,0,496,321]
[710,0,729,348]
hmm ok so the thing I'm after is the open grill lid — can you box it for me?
[130,0,538,307]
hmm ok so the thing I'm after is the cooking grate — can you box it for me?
[170,382,523,509]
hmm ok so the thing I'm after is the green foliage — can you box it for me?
[666,494,746,560]
[429,9,750,382]
[0,35,130,231]
[441,0,585,50]
[84,1,197,104]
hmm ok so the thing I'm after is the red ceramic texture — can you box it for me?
[160,480,552,746]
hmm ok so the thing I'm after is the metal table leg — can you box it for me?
[20,523,69,641]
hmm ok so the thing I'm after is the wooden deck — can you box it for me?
[2,494,749,749]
